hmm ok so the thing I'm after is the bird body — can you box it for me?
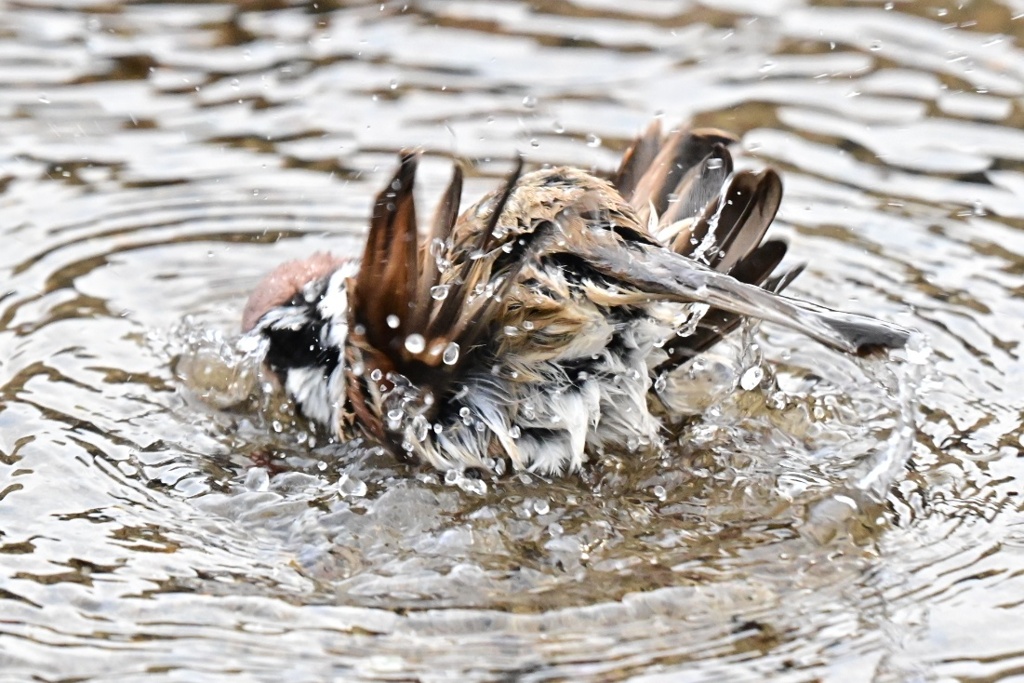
[244,122,910,475]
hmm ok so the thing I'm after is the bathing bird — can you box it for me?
[242,121,909,475]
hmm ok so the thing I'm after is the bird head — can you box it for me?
[241,252,357,427]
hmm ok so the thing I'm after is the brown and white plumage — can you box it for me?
[243,121,909,475]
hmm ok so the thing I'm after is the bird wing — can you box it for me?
[544,207,910,356]
[611,123,809,368]
[346,154,529,438]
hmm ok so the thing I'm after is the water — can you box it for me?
[1,1,1023,680]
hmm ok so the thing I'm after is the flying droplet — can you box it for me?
[244,467,270,492]
[740,366,764,391]
[586,133,602,147]
[404,334,426,354]
[442,341,460,365]
[386,314,400,329]
[338,473,367,497]
[412,415,429,442]
[522,95,537,108]
[430,284,449,300]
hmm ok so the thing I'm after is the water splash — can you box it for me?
[171,316,266,409]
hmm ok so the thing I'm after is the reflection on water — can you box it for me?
[1,0,1023,680]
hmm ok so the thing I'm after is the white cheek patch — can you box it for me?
[285,366,334,428]
[260,307,313,331]
[318,263,357,349]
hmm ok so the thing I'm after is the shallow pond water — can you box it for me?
[2,0,1024,681]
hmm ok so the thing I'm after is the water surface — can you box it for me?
[1,0,1023,681]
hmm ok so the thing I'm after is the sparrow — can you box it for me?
[241,121,910,476]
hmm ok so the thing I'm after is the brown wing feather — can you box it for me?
[662,143,733,230]
[410,164,463,332]
[354,152,419,357]
[707,170,783,272]
[348,156,526,436]
[626,127,737,228]
[610,127,794,369]
[613,119,662,199]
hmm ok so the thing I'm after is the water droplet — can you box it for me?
[244,467,270,492]
[586,133,602,147]
[236,333,262,355]
[370,368,383,381]
[430,284,449,300]
[869,40,882,51]
[38,94,50,104]
[389,78,398,90]
[739,366,764,391]
[386,314,400,329]
[653,485,667,501]
[533,499,550,515]
[552,120,564,133]
[530,138,540,148]
[442,341,460,365]
[654,373,668,393]
[412,415,429,442]
[522,95,537,108]
[404,334,426,354]
[338,473,367,497]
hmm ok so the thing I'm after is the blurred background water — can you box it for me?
[1,0,1023,681]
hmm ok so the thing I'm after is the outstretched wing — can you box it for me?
[345,154,526,442]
